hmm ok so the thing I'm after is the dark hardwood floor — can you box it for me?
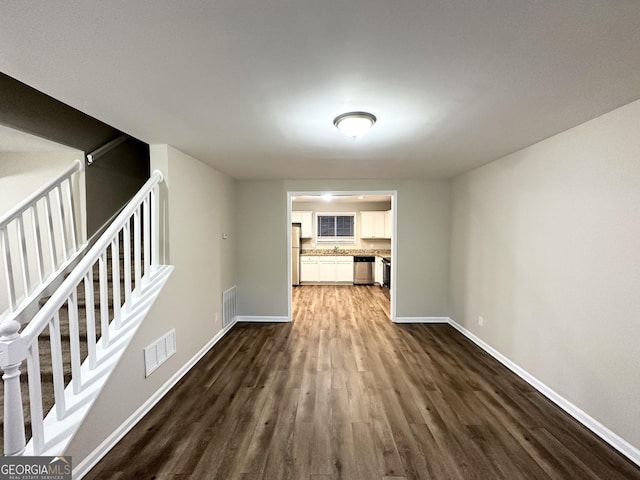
[86,285,640,479]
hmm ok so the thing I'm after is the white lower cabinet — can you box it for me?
[301,255,354,283]
[301,256,319,282]
[336,256,354,282]
[318,256,336,282]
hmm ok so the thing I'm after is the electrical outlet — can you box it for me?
[215,311,219,323]
[478,315,484,326]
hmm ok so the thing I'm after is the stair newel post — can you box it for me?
[0,319,27,456]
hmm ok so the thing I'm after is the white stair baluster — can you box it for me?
[65,177,78,252]
[143,194,150,282]
[134,208,141,296]
[16,215,31,299]
[67,291,82,394]
[43,194,58,270]
[123,223,132,312]
[0,227,17,311]
[49,312,66,420]
[99,252,110,348]
[26,341,44,455]
[112,238,121,329]
[31,204,46,284]
[151,184,160,269]
[55,185,69,261]
[84,272,97,369]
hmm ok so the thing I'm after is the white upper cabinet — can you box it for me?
[361,211,386,239]
[384,210,392,239]
[292,210,313,238]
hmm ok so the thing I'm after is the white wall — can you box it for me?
[0,151,85,314]
[450,99,640,451]
[0,152,79,213]
[67,145,237,464]
[237,179,450,318]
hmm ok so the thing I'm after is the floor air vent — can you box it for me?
[222,286,237,328]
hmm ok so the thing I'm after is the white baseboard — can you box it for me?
[73,317,238,479]
[237,315,290,323]
[394,316,449,323]
[447,318,640,468]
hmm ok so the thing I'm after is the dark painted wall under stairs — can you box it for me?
[0,72,150,237]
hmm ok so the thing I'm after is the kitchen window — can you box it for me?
[316,213,355,243]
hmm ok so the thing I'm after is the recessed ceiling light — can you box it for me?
[321,194,333,202]
[333,111,377,139]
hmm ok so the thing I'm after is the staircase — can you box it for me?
[0,238,126,452]
[0,165,172,457]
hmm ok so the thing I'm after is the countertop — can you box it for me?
[301,249,391,257]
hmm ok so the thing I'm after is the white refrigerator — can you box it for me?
[292,224,301,286]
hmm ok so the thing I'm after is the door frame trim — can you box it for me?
[287,190,398,322]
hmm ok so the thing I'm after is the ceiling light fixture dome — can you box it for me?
[333,111,376,138]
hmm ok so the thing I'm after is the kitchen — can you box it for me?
[291,193,393,305]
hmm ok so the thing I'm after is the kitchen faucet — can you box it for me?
[334,245,339,252]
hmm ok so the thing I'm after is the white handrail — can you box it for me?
[0,170,164,456]
[86,134,128,166]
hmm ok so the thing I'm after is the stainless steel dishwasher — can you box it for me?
[353,256,375,284]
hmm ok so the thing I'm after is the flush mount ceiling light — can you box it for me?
[333,111,377,139]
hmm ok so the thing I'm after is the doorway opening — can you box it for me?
[287,190,397,322]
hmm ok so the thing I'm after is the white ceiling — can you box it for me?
[1,1,640,180]
[0,124,77,153]
[294,194,391,204]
